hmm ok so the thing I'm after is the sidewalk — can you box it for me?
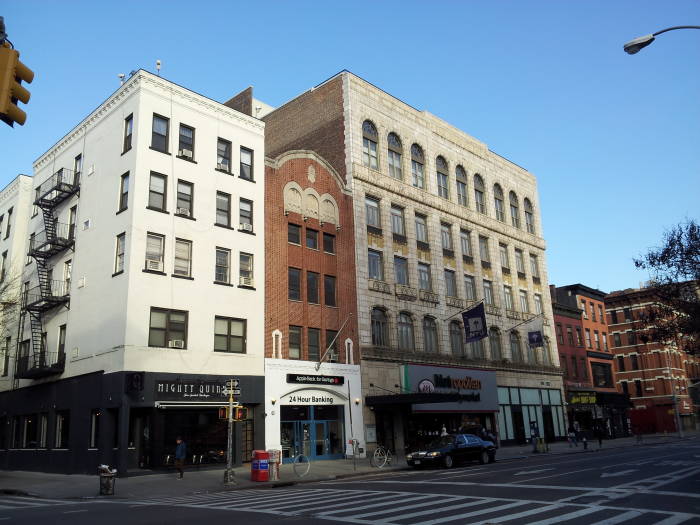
[1,431,695,500]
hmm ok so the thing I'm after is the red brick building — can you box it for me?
[606,286,698,434]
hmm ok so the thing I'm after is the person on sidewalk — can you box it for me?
[567,425,578,447]
[594,425,604,449]
[175,436,187,479]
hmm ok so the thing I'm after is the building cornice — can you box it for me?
[265,150,351,195]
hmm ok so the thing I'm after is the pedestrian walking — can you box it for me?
[594,425,604,448]
[175,436,186,479]
[567,425,578,447]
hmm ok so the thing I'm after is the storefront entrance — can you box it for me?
[280,405,344,462]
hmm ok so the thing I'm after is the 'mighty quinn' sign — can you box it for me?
[154,380,227,401]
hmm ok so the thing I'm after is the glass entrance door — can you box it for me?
[280,405,345,462]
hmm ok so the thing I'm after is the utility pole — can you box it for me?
[223,378,240,484]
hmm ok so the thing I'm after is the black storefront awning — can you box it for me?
[366,392,480,406]
[596,392,633,409]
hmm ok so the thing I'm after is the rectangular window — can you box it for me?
[215,247,230,284]
[456,180,467,206]
[581,300,588,318]
[306,228,318,249]
[239,199,253,231]
[1,250,7,282]
[217,138,232,172]
[614,333,621,347]
[38,414,48,448]
[1,337,10,377]
[483,280,494,305]
[388,149,402,179]
[68,206,77,240]
[173,239,192,277]
[418,263,431,291]
[215,192,231,227]
[519,290,529,313]
[464,275,476,300]
[308,328,320,361]
[240,147,253,180]
[598,305,604,322]
[27,236,33,264]
[394,256,409,285]
[631,354,639,370]
[479,236,490,262]
[214,317,246,353]
[178,124,195,159]
[617,355,626,372]
[610,310,618,324]
[603,332,608,350]
[411,158,424,188]
[326,330,339,361]
[74,154,83,177]
[123,114,133,153]
[634,379,642,397]
[567,326,574,346]
[151,114,169,153]
[437,172,449,198]
[239,252,253,286]
[148,307,188,348]
[504,285,514,310]
[114,233,126,274]
[4,207,11,239]
[560,355,568,377]
[365,197,380,228]
[534,294,543,315]
[176,180,194,217]
[515,249,525,274]
[390,206,405,235]
[585,328,592,348]
[499,244,510,269]
[594,330,600,349]
[592,363,613,388]
[89,409,100,449]
[289,326,301,359]
[624,308,632,322]
[148,172,167,211]
[54,411,70,449]
[628,331,637,345]
[415,214,428,243]
[440,223,453,251]
[323,233,335,254]
[460,230,472,257]
[145,233,165,272]
[324,275,336,306]
[556,324,564,344]
[444,269,457,297]
[529,254,540,278]
[571,356,578,378]
[288,268,301,300]
[368,249,384,280]
[307,271,320,304]
[118,172,129,211]
[591,303,597,322]
[288,223,301,244]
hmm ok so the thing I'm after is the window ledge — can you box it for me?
[238,176,255,183]
[142,269,166,276]
[238,285,256,290]
[214,223,235,231]
[214,281,234,287]
[146,206,170,215]
[215,168,233,175]
[176,155,197,164]
[116,207,128,216]
[149,147,170,155]
[121,147,132,156]
[213,350,247,355]
[174,213,196,221]
[112,270,124,277]
[239,229,256,236]
[172,274,194,280]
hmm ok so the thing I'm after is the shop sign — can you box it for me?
[568,392,597,405]
[281,390,345,405]
[286,374,344,386]
[405,364,498,412]
[154,379,227,401]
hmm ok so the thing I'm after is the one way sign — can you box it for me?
[226,379,240,389]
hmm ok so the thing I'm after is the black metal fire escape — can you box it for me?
[15,168,79,380]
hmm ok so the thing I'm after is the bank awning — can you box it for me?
[366,393,480,406]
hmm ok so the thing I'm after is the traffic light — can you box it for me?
[0,43,34,127]
[234,407,248,421]
[218,407,228,420]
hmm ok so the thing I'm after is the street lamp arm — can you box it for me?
[652,26,700,37]
[624,25,700,54]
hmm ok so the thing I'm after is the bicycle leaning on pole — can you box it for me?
[371,445,393,468]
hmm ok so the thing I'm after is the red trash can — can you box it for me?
[251,450,270,482]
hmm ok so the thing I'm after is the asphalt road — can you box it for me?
[2,439,699,524]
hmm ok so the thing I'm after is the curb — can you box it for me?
[0,488,36,497]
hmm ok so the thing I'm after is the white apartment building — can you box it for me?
[0,71,265,474]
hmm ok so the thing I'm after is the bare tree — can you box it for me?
[0,271,22,373]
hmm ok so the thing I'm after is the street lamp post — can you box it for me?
[624,26,700,54]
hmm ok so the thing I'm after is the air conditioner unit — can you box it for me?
[179,149,193,159]
[168,340,185,349]
[217,162,229,171]
[239,276,254,287]
[176,207,191,217]
[146,259,163,272]
[328,351,338,363]
[239,223,253,232]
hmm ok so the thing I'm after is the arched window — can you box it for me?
[509,191,520,229]
[449,321,464,356]
[474,174,486,214]
[510,331,522,362]
[423,316,438,353]
[489,327,502,360]
[493,184,504,222]
[524,198,535,234]
[411,144,425,189]
[387,132,403,180]
[371,307,389,347]
[469,339,485,359]
[397,312,415,351]
[543,336,552,366]
[456,165,468,206]
[362,120,378,169]
[436,156,449,199]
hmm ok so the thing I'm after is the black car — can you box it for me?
[406,434,496,468]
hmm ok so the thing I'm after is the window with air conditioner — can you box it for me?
[145,233,164,272]
[239,199,253,232]
[239,253,253,287]
[176,180,193,217]
[178,124,195,159]
[148,307,188,348]
[217,138,232,172]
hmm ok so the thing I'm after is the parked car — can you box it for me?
[406,434,496,468]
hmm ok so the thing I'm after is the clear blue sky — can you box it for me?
[2,1,698,294]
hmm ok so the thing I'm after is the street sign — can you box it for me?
[222,388,241,396]
[226,379,240,388]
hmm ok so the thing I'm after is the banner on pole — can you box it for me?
[526,317,544,348]
[462,303,487,342]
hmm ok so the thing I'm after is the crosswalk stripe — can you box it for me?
[651,515,695,525]
[360,498,493,522]
[280,491,402,512]
[588,511,643,525]
[524,506,603,525]
[468,504,563,524]
[416,501,528,525]
[317,494,444,516]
